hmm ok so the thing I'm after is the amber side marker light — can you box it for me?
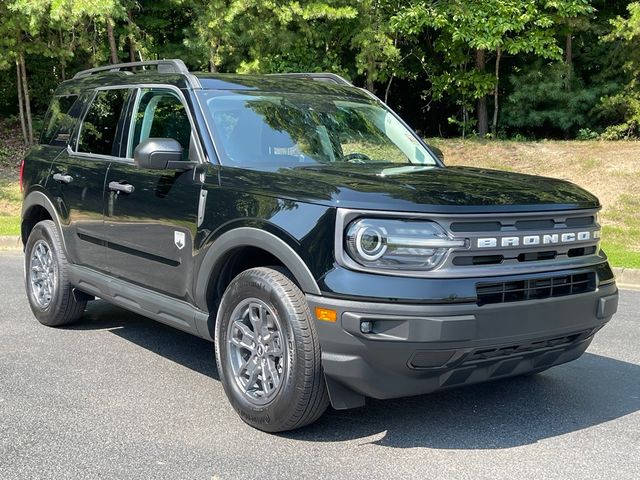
[315,307,337,323]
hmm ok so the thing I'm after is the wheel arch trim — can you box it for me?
[194,227,322,310]
[21,191,66,251]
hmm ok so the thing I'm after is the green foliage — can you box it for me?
[179,0,358,75]
[0,0,639,140]
[501,61,615,137]
[576,128,599,140]
[392,0,593,103]
[599,2,640,139]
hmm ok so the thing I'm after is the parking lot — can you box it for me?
[1,251,638,479]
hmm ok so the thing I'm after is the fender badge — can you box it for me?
[174,231,186,250]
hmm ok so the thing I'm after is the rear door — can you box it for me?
[49,87,133,270]
[103,87,205,299]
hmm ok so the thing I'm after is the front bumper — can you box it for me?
[307,282,618,409]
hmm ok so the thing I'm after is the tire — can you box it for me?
[24,220,86,327]
[215,267,329,432]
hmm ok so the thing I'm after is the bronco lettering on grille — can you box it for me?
[477,230,600,248]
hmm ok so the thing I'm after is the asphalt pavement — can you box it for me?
[1,251,638,480]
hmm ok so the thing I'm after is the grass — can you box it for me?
[0,118,25,237]
[0,216,20,236]
[433,138,640,268]
[600,195,640,268]
[0,175,21,236]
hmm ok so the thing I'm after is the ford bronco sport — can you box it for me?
[21,59,619,432]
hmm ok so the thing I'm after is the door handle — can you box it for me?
[109,181,135,194]
[53,173,73,184]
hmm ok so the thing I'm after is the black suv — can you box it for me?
[21,59,618,432]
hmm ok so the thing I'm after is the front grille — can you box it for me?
[568,245,597,257]
[450,215,596,233]
[476,272,596,306]
[517,250,557,262]
[453,247,592,267]
[453,254,504,266]
[444,210,601,273]
[464,330,592,363]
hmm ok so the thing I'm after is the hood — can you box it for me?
[221,164,600,214]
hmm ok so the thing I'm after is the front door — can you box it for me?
[49,88,132,271]
[103,87,204,300]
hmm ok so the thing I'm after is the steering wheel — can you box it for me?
[343,152,372,164]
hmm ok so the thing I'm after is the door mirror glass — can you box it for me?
[133,138,184,170]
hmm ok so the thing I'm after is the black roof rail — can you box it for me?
[267,72,353,86]
[73,59,191,79]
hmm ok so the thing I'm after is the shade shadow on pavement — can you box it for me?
[73,300,639,450]
[70,300,219,380]
[290,351,640,449]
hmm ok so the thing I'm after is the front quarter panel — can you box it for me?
[193,167,336,309]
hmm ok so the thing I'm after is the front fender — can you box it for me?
[193,227,322,311]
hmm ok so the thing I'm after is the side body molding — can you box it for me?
[194,227,322,310]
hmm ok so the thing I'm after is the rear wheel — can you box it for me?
[24,220,86,326]
[215,267,328,432]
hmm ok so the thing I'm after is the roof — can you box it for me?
[54,59,369,100]
[194,73,369,98]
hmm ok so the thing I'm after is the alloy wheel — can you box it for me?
[29,240,57,309]
[226,298,287,405]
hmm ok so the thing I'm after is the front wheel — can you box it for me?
[215,267,329,432]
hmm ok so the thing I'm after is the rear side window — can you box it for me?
[77,89,131,156]
[40,95,81,146]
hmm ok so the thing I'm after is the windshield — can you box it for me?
[197,91,437,170]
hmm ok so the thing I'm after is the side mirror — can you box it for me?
[428,145,445,163]
[134,138,186,170]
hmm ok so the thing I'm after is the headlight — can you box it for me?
[345,218,465,270]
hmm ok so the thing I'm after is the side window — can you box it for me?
[40,95,81,146]
[129,89,191,160]
[77,89,131,156]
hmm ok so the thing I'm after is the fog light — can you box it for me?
[360,321,374,334]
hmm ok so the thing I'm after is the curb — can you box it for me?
[0,235,21,249]
[0,234,638,289]
[612,267,640,291]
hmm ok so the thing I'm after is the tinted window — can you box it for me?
[77,89,130,156]
[41,95,81,146]
[129,89,191,160]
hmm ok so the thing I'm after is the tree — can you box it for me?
[0,0,636,142]
[0,0,129,145]
[501,61,604,137]
[393,0,593,137]
[186,1,358,75]
[349,0,402,93]
[600,2,640,138]
[0,0,48,146]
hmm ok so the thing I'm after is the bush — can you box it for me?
[576,128,600,140]
[501,61,618,139]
